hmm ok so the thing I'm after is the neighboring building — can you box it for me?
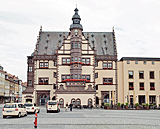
[0,65,5,103]
[0,65,24,103]
[118,57,160,106]
[19,82,27,102]
[22,7,117,107]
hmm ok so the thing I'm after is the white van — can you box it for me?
[46,100,60,113]
[2,103,27,118]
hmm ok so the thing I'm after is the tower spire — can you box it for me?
[70,7,83,31]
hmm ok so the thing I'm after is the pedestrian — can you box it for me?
[65,102,68,111]
[69,103,73,111]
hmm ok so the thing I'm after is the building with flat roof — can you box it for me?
[118,57,160,106]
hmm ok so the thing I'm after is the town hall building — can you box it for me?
[22,7,118,107]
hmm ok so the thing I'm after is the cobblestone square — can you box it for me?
[1,105,160,129]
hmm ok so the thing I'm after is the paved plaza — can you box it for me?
[1,104,160,129]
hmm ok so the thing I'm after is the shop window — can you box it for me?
[129,82,134,90]
[150,71,154,79]
[128,71,133,79]
[139,71,144,79]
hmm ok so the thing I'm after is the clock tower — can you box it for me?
[69,7,83,81]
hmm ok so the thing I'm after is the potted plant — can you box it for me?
[125,102,129,109]
[104,103,107,109]
[135,103,139,109]
[146,103,149,110]
[117,103,121,109]
[106,103,110,109]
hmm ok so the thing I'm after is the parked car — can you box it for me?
[46,100,60,113]
[2,103,27,118]
[24,103,40,113]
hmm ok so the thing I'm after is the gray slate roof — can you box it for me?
[36,31,116,56]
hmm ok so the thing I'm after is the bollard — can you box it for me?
[33,112,38,128]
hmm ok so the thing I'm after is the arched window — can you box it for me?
[76,98,81,105]
[71,98,75,105]
[88,98,92,105]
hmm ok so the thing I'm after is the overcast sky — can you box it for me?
[0,0,160,82]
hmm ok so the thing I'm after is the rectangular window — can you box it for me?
[103,78,113,84]
[86,75,90,80]
[135,61,138,64]
[150,83,155,90]
[95,73,98,78]
[40,62,43,68]
[127,61,130,64]
[29,67,32,72]
[44,78,48,84]
[86,59,90,64]
[82,58,85,64]
[54,72,57,78]
[139,71,144,79]
[62,75,65,80]
[66,75,70,79]
[44,62,48,68]
[71,57,73,62]
[75,57,78,62]
[28,80,32,86]
[71,43,73,49]
[140,83,144,90]
[71,74,73,79]
[75,74,78,79]
[144,61,146,64]
[62,58,66,64]
[95,62,98,67]
[128,71,133,79]
[39,78,48,85]
[78,75,81,79]
[75,43,78,48]
[67,58,70,64]
[54,61,57,67]
[79,57,81,62]
[79,43,81,49]
[103,63,107,68]
[150,71,154,79]
[152,61,155,65]
[82,75,85,79]
[129,82,134,90]
[108,63,113,69]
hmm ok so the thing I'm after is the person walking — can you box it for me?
[69,103,73,111]
[65,102,68,111]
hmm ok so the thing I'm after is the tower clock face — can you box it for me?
[75,29,78,36]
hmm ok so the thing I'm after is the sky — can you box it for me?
[0,0,160,82]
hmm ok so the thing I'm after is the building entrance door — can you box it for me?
[138,95,145,105]
[130,95,133,105]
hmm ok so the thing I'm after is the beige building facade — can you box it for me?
[118,57,160,106]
